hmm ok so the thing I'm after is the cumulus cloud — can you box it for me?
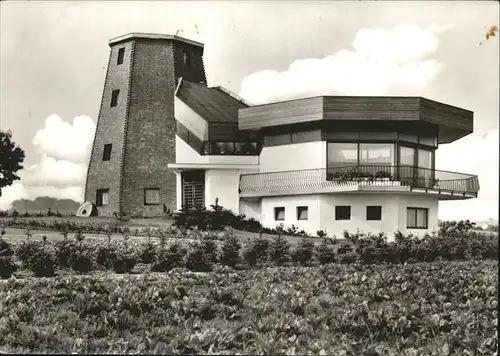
[239,25,449,104]
[0,114,95,210]
[436,129,499,222]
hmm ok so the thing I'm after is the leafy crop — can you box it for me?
[0,261,496,355]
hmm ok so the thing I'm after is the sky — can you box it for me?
[0,1,498,222]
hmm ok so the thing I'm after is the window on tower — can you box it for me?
[183,51,191,68]
[102,144,112,161]
[96,189,109,207]
[111,90,120,107]
[117,48,125,65]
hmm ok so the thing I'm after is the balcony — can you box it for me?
[239,165,479,199]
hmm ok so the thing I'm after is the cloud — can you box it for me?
[239,25,449,104]
[32,114,96,164]
[0,114,95,210]
[436,129,499,222]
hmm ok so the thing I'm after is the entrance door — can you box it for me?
[181,170,205,210]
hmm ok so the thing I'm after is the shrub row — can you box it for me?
[1,227,497,279]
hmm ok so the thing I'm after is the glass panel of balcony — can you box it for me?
[211,142,235,155]
[235,142,258,155]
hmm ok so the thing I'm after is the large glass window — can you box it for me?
[359,143,394,165]
[327,143,358,168]
[418,149,432,169]
[400,146,415,166]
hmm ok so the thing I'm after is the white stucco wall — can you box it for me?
[259,142,326,172]
[239,198,262,221]
[319,194,401,240]
[252,192,439,240]
[205,169,243,214]
[175,137,259,165]
[260,195,321,235]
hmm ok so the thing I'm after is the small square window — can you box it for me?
[111,90,120,107]
[407,207,428,229]
[117,48,125,65]
[102,144,112,161]
[366,206,382,220]
[274,207,285,221]
[96,189,109,207]
[335,206,351,220]
[297,206,308,220]
[144,188,161,206]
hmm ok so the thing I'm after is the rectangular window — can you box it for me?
[211,142,235,155]
[144,188,160,206]
[96,189,109,207]
[102,144,112,161]
[274,207,285,221]
[366,206,382,220]
[234,142,258,155]
[117,48,125,65]
[327,143,358,168]
[335,206,351,220]
[297,206,308,220]
[407,207,428,229]
[359,143,394,166]
[264,133,292,146]
[291,130,321,143]
[111,90,120,107]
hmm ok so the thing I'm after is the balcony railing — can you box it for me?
[239,165,479,197]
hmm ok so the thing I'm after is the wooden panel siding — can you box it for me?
[419,98,473,131]
[238,97,323,130]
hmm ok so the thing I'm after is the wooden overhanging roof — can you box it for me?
[238,96,474,144]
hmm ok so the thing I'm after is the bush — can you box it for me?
[269,234,291,266]
[151,243,187,272]
[316,229,328,238]
[17,240,58,277]
[0,239,17,279]
[139,242,156,264]
[54,240,78,268]
[96,246,117,269]
[71,244,95,274]
[243,235,270,267]
[112,250,137,274]
[219,230,241,267]
[315,239,336,265]
[186,242,213,272]
[292,238,315,266]
[201,236,219,264]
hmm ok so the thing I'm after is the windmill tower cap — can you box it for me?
[108,33,204,48]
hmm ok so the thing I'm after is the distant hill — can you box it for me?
[9,197,81,215]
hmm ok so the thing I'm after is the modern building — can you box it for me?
[86,33,480,239]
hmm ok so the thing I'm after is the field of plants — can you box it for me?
[0,261,497,355]
[0,213,498,355]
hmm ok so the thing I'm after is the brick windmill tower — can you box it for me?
[84,33,207,217]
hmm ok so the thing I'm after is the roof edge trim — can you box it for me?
[212,86,253,107]
[109,33,204,48]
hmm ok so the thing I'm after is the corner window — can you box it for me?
[327,143,358,168]
[407,207,428,229]
[297,206,308,220]
[366,206,382,220]
[96,189,109,207]
[117,48,125,65]
[274,207,285,221]
[335,206,351,220]
[144,188,161,206]
[102,144,112,161]
[111,90,120,107]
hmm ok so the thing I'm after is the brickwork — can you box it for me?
[85,34,207,217]
[85,41,135,216]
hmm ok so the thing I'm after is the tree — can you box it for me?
[0,130,25,195]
